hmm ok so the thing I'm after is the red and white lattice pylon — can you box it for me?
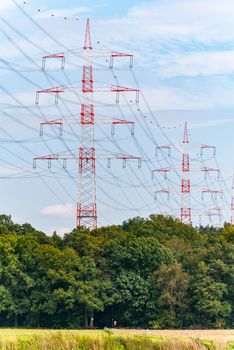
[180,123,191,224]
[152,122,221,225]
[33,19,141,229]
[231,174,234,225]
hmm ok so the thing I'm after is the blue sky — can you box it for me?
[0,0,233,234]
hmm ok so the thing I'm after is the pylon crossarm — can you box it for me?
[40,116,135,136]
[200,144,216,156]
[42,49,134,69]
[80,49,132,57]
[94,117,134,125]
[100,153,141,169]
[36,83,139,104]
[112,118,134,125]
[209,207,222,212]
[201,189,223,200]
[110,85,140,103]
[110,85,139,92]
[111,52,133,58]
[95,117,135,135]
[73,50,134,68]
[154,189,170,200]
[111,119,135,135]
[116,154,141,169]
[152,168,171,179]
[202,189,223,193]
[40,119,63,125]
[33,153,78,169]
[200,213,222,218]
[156,143,216,152]
[35,87,65,104]
[85,84,140,103]
[201,167,220,179]
[40,119,63,136]
[110,52,134,68]
[207,213,222,217]
[33,150,142,170]
[201,167,220,172]
[156,145,171,157]
[42,53,65,70]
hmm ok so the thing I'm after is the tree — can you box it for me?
[191,262,231,327]
[103,236,174,277]
[152,263,190,328]
[0,235,33,326]
[111,271,151,327]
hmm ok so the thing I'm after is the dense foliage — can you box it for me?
[0,213,234,329]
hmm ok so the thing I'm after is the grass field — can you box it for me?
[0,328,233,349]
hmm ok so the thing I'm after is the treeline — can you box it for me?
[0,214,234,329]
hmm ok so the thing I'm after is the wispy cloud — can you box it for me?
[158,51,234,78]
[41,204,74,217]
[77,0,234,87]
[0,0,14,11]
[37,7,92,19]
[189,118,234,129]
[112,0,234,43]
[139,85,234,110]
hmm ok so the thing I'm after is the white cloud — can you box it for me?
[189,118,234,129]
[55,227,72,236]
[141,86,223,110]
[5,0,234,79]
[0,0,14,11]
[107,0,234,43]
[41,203,74,217]
[158,51,234,78]
[2,1,234,114]
[85,0,234,81]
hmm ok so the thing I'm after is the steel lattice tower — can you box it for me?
[77,19,97,229]
[181,122,191,224]
[153,122,222,225]
[33,19,142,229]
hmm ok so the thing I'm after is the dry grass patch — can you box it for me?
[0,333,216,350]
[0,329,232,350]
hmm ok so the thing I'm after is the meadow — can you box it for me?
[0,329,233,350]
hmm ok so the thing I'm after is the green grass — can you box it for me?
[0,329,103,341]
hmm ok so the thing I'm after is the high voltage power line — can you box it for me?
[0,0,231,228]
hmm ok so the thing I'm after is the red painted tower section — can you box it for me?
[77,19,97,229]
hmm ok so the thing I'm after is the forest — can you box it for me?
[0,214,233,330]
